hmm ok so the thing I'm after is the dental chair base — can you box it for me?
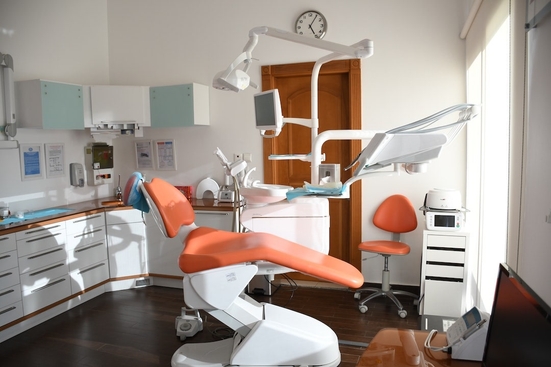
[171,263,341,367]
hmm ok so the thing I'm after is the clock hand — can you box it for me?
[310,14,318,26]
[308,24,316,34]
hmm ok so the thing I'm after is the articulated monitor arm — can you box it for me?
[1,52,16,139]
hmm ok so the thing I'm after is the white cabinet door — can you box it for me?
[87,85,151,127]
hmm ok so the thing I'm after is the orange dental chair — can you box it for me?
[123,173,364,367]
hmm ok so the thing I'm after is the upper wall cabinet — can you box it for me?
[15,80,85,130]
[84,85,151,128]
[149,83,209,127]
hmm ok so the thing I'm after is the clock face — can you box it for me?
[295,11,327,39]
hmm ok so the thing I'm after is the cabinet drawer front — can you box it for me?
[425,264,464,280]
[65,213,105,235]
[17,230,66,257]
[18,246,66,274]
[0,250,18,270]
[70,261,109,294]
[425,249,465,264]
[0,283,22,309]
[0,266,20,290]
[0,233,16,252]
[106,209,143,225]
[426,234,466,249]
[15,222,65,241]
[423,280,464,317]
[20,261,69,294]
[68,241,108,272]
[22,275,71,315]
[0,301,23,327]
[66,226,106,250]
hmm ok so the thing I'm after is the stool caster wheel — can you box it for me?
[354,292,361,300]
[398,309,407,318]
[359,305,368,313]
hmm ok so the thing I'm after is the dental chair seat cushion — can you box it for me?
[358,240,410,256]
[180,227,364,289]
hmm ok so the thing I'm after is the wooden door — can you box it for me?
[261,59,363,276]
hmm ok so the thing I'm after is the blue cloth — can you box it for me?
[124,172,150,213]
[286,183,347,201]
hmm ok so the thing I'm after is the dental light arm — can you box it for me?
[212,26,374,92]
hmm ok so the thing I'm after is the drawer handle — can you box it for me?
[0,254,11,260]
[24,225,62,236]
[0,306,16,316]
[75,242,104,253]
[79,263,106,275]
[25,232,63,243]
[72,214,103,223]
[27,247,64,260]
[425,276,463,283]
[72,228,103,239]
[426,246,465,252]
[0,236,11,242]
[0,289,14,297]
[0,271,13,278]
[31,278,66,293]
[197,212,229,216]
[29,263,65,276]
[426,261,464,267]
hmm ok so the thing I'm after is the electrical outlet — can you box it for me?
[243,153,252,163]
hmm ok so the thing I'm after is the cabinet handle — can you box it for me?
[0,254,11,260]
[196,212,229,216]
[100,120,137,124]
[0,306,16,316]
[23,225,62,236]
[72,214,103,224]
[25,232,63,243]
[29,262,65,276]
[426,261,464,267]
[30,278,66,293]
[27,247,63,260]
[0,236,10,242]
[425,276,463,283]
[75,242,104,253]
[72,228,103,239]
[0,288,14,297]
[426,246,465,252]
[78,262,106,275]
[0,271,13,278]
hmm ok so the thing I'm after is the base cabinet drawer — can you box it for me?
[0,284,22,309]
[0,301,24,327]
[17,229,66,257]
[22,275,71,315]
[70,261,109,294]
[18,246,66,275]
[0,250,18,272]
[0,267,20,293]
[423,280,464,316]
[67,241,107,272]
[20,262,69,295]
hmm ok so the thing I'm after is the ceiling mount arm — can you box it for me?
[1,52,17,139]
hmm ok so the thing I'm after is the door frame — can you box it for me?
[260,59,363,269]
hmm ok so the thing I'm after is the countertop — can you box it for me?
[0,197,236,235]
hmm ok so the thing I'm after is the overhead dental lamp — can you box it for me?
[212,26,373,93]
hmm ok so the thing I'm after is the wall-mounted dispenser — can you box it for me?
[84,143,114,185]
[69,163,85,187]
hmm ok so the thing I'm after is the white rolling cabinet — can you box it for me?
[16,223,71,315]
[0,233,23,327]
[65,213,109,294]
[420,230,470,317]
[105,209,147,286]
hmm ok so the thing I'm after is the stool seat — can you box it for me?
[358,240,410,256]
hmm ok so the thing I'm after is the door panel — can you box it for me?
[261,60,363,278]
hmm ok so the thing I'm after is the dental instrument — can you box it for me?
[123,173,364,367]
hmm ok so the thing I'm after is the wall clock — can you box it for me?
[295,10,327,39]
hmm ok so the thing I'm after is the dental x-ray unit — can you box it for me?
[123,173,364,367]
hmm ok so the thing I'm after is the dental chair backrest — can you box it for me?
[123,172,195,238]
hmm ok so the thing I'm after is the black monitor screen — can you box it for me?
[483,264,551,366]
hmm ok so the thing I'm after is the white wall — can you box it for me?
[0,0,467,286]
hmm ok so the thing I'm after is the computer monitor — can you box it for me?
[483,263,551,366]
[254,89,283,136]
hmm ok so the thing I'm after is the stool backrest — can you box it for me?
[373,194,417,234]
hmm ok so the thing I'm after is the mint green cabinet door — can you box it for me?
[40,81,84,130]
[150,83,209,128]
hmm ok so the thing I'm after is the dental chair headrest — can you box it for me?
[123,172,150,213]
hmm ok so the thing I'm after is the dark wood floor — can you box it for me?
[0,283,419,367]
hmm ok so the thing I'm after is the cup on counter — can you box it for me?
[175,186,193,202]
[0,206,10,220]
